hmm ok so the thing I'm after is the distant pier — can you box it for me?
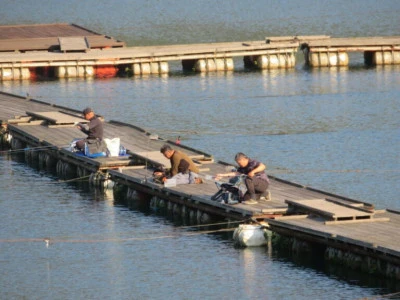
[0,91,399,279]
[1,23,399,81]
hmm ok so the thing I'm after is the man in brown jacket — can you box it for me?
[159,144,199,176]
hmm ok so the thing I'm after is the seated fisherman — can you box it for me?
[75,107,108,154]
[215,152,270,205]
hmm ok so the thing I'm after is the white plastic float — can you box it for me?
[233,224,271,247]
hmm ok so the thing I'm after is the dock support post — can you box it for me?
[10,137,25,150]
[0,127,11,148]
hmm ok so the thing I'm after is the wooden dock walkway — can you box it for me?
[1,91,399,276]
[267,209,400,266]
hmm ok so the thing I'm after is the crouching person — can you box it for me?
[215,152,270,205]
[153,144,203,185]
[153,160,202,185]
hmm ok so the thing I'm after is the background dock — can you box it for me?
[1,23,398,81]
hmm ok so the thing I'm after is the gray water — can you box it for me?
[1,0,400,299]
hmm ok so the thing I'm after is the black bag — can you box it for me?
[211,175,247,205]
[152,167,167,184]
[86,139,108,155]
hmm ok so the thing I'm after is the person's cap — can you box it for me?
[82,107,93,115]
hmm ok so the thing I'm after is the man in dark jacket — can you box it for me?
[215,152,270,204]
[76,107,107,154]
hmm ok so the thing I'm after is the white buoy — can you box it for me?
[206,59,216,72]
[278,54,287,68]
[373,51,394,65]
[1,68,13,80]
[233,224,270,247]
[287,52,296,67]
[268,54,280,69]
[319,53,329,67]
[328,52,349,66]
[150,62,159,74]
[141,63,151,75]
[194,59,207,72]
[159,62,169,74]
[224,58,234,71]
[392,51,400,64]
[66,66,77,77]
[56,66,66,78]
[309,52,319,67]
[133,63,141,76]
[85,66,94,77]
[256,55,269,69]
[215,59,225,71]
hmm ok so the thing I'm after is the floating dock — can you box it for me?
[300,36,400,67]
[0,91,399,278]
[1,23,399,81]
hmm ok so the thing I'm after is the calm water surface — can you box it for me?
[1,0,399,299]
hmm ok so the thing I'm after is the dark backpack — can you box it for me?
[211,175,247,205]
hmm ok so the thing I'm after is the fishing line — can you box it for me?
[55,175,91,183]
[0,227,236,246]
[0,144,69,155]
[41,220,244,241]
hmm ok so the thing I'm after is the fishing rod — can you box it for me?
[0,144,70,155]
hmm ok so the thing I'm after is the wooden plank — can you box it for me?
[274,215,309,220]
[325,198,374,213]
[309,46,400,52]
[0,23,125,52]
[285,199,374,220]
[26,111,88,125]
[17,120,46,126]
[59,37,89,52]
[304,37,400,47]
[266,35,330,43]
[135,151,171,167]
[325,217,390,225]
[0,23,99,39]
